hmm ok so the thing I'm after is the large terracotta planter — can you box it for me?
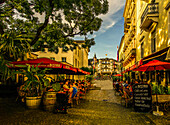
[26,96,42,109]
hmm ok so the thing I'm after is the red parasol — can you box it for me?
[62,64,77,73]
[133,60,170,72]
[76,68,90,75]
[8,58,62,68]
[114,74,122,77]
[7,58,90,75]
[133,60,170,115]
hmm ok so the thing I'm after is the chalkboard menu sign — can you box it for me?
[133,84,152,112]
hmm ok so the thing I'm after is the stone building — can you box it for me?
[33,40,89,80]
[119,0,170,85]
[97,58,119,75]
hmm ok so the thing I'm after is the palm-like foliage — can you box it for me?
[0,0,109,83]
[12,64,52,96]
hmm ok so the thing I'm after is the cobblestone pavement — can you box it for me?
[0,80,169,125]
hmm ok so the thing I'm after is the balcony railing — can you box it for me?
[141,3,159,31]
[124,18,131,33]
[123,48,136,67]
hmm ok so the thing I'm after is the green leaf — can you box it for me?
[52,82,61,92]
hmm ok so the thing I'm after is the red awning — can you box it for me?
[75,68,90,75]
[63,64,77,72]
[8,58,62,68]
[123,59,143,73]
[114,74,122,77]
[8,58,90,75]
[133,60,170,71]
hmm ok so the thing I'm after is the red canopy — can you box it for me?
[114,74,122,77]
[133,60,170,72]
[8,58,62,68]
[8,58,90,75]
[63,64,77,72]
[76,68,90,75]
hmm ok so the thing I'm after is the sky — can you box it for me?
[83,0,126,59]
[35,0,126,60]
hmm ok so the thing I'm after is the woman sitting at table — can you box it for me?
[68,83,77,107]
[79,83,86,98]
[63,81,69,92]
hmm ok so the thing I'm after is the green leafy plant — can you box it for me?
[12,64,53,97]
[123,73,130,81]
[85,75,93,82]
[0,0,109,83]
[150,83,169,95]
[81,67,94,75]
[168,86,170,94]
[52,82,61,92]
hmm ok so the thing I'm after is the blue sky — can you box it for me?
[34,0,126,60]
[86,0,126,59]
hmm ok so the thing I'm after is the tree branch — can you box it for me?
[30,0,54,46]
[0,22,4,35]
[64,17,95,38]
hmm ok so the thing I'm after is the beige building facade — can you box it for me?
[97,58,119,75]
[33,40,89,80]
[33,40,88,68]
[119,0,170,85]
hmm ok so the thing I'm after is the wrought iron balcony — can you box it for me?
[123,48,136,67]
[124,18,131,33]
[140,3,159,31]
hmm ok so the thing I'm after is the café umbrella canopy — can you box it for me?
[7,58,89,75]
[7,58,76,74]
[133,60,170,72]
[114,74,123,77]
[8,58,63,69]
[133,60,170,116]
[113,74,122,81]
[76,68,90,75]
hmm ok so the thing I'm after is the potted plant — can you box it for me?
[13,64,52,109]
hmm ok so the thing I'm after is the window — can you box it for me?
[141,42,144,58]
[75,59,77,67]
[62,57,66,62]
[50,57,55,60]
[151,29,156,53]
[78,49,79,57]
[168,11,170,45]
[166,71,170,86]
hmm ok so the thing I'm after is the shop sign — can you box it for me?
[133,83,152,112]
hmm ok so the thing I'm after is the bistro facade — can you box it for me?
[118,0,170,86]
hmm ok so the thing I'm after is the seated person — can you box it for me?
[115,80,120,92]
[60,81,64,89]
[68,83,77,107]
[63,81,69,92]
[123,84,131,98]
[79,83,85,97]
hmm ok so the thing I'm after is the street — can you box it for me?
[0,80,169,125]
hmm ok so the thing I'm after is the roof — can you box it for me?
[99,58,117,61]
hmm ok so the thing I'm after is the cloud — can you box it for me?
[95,0,126,36]
[105,21,116,29]
[74,0,125,40]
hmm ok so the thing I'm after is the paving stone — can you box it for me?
[0,80,169,125]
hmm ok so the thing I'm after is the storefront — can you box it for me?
[136,47,170,86]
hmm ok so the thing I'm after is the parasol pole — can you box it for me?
[153,69,163,116]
